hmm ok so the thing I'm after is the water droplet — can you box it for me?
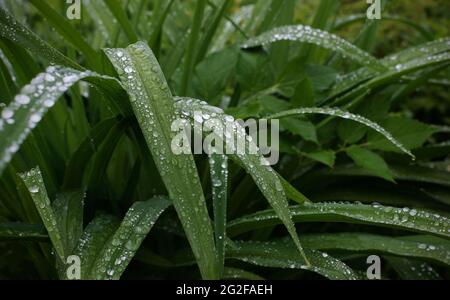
[16,94,30,105]
[29,186,39,193]
[1,108,14,119]
[45,74,55,82]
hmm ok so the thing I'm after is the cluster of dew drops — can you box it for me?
[174,97,285,194]
[105,46,181,178]
[316,201,450,238]
[0,65,93,165]
[242,25,381,68]
[95,202,167,280]
[19,168,62,239]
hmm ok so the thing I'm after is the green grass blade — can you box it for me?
[334,14,434,41]
[180,0,207,95]
[0,39,40,85]
[228,202,450,239]
[90,197,171,280]
[327,164,450,187]
[62,117,117,189]
[300,233,450,266]
[83,0,117,45]
[268,107,414,158]
[300,0,340,63]
[85,119,128,196]
[242,25,387,72]
[104,42,219,279]
[209,153,228,277]
[386,257,441,280]
[74,215,119,279]
[332,37,450,96]
[148,0,175,48]
[52,190,84,254]
[196,0,230,63]
[28,0,98,69]
[174,97,310,266]
[0,222,47,242]
[227,240,358,280]
[279,175,312,205]
[19,167,65,260]
[0,66,119,176]
[104,0,138,43]
[0,7,80,69]
[329,52,450,108]
[223,267,264,280]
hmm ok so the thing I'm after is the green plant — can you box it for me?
[0,0,449,280]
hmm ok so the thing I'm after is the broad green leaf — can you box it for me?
[281,118,318,143]
[227,240,358,280]
[268,107,414,158]
[90,197,171,280]
[367,117,437,153]
[337,96,391,144]
[104,42,219,279]
[242,25,386,72]
[304,150,336,168]
[291,76,315,107]
[52,190,84,254]
[209,153,228,278]
[174,97,310,265]
[305,64,338,92]
[300,233,450,266]
[193,47,238,103]
[0,66,122,176]
[0,223,47,242]
[19,167,65,260]
[228,202,450,239]
[346,146,394,182]
[236,50,275,94]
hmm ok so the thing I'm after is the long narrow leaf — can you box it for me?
[174,97,310,265]
[242,25,386,72]
[0,66,122,176]
[104,42,219,279]
[19,167,65,260]
[228,240,358,280]
[228,202,450,239]
[90,197,171,279]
